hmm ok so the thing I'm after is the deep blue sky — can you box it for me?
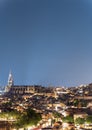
[0,0,92,87]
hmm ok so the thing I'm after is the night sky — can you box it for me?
[0,0,92,87]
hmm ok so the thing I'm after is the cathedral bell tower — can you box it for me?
[5,71,14,93]
[8,71,14,87]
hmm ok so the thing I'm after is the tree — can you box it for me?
[75,117,85,125]
[0,110,20,120]
[0,108,42,129]
[80,100,87,107]
[53,111,61,122]
[73,99,79,107]
[15,108,42,129]
[85,115,92,124]
[62,116,74,123]
[53,112,61,118]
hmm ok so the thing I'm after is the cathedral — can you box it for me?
[5,71,53,96]
[5,71,36,95]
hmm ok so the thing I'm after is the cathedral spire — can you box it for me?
[8,70,14,86]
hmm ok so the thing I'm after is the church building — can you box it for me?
[5,71,36,95]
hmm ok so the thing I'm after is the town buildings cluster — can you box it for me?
[0,72,92,130]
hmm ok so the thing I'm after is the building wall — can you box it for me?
[5,85,35,95]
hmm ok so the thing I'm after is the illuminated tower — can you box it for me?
[8,71,14,86]
[5,71,14,93]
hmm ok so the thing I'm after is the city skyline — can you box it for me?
[0,0,92,87]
